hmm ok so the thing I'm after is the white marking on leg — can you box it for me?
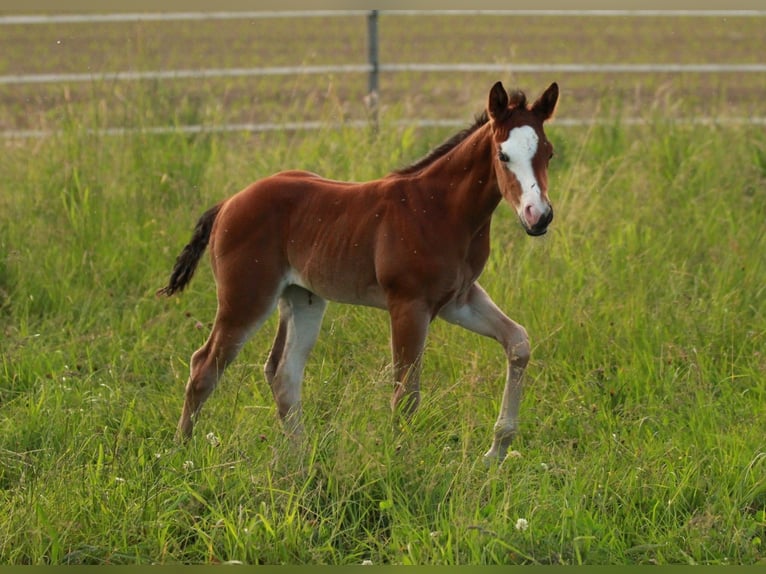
[271,286,326,436]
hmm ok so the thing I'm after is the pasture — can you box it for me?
[1,12,765,565]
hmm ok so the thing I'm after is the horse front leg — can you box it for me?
[439,283,531,462]
[486,339,529,460]
[387,299,431,420]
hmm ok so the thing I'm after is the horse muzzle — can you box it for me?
[523,205,553,236]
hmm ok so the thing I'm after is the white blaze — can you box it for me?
[499,125,546,222]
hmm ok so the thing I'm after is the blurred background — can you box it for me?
[1,10,765,138]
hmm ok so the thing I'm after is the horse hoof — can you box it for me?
[483,448,522,466]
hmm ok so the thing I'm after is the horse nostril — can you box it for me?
[524,204,536,225]
[543,206,554,225]
[524,204,553,229]
[528,206,553,236]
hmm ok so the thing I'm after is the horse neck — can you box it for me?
[418,123,501,231]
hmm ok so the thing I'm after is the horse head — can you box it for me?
[488,81,559,236]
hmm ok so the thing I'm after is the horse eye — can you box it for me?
[498,150,510,163]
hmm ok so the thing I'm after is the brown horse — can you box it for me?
[158,81,559,461]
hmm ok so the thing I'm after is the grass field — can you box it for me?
[1,12,765,565]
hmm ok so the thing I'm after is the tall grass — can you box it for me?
[0,84,764,564]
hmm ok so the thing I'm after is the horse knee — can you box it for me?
[189,346,208,373]
[503,323,530,368]
[186,348,218,401]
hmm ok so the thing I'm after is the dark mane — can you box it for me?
[394,111,490,176]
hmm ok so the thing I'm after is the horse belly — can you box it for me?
[287,264,387,309]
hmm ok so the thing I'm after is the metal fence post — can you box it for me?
[366,10,379,131]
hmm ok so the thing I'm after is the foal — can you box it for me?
[158,81,559,461]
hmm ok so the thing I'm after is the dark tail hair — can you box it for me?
[156,203,222,297]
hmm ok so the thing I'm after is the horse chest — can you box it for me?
[453,241,490,297]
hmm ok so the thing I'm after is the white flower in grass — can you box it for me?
[361,560,373,566]
[515,518,529,532]
[183,460,194,471]
[206,432,221,447]
[114,477,126,484]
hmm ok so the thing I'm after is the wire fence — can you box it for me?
[2,10,765,24]
[1,10,765,138]
[5,63,766,88]
[8,116,766,141]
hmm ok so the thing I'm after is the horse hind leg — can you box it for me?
[177,320,251,440]
[264,285,327,437]
[176,281,281,441]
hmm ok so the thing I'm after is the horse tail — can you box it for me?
[156,203,223,297]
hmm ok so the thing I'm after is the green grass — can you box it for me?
[1,81,765,564]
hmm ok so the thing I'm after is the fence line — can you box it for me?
[4,116,766,140]
[0,65,371,86]
[1,10,765,25]
[382,63,766,74]
[0,12,365,25]
[3,63,765,86]
[384,10,766,17]
[2,9,764,136]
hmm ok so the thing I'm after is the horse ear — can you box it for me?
[487,81,509,120]
[532,82,559,121]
